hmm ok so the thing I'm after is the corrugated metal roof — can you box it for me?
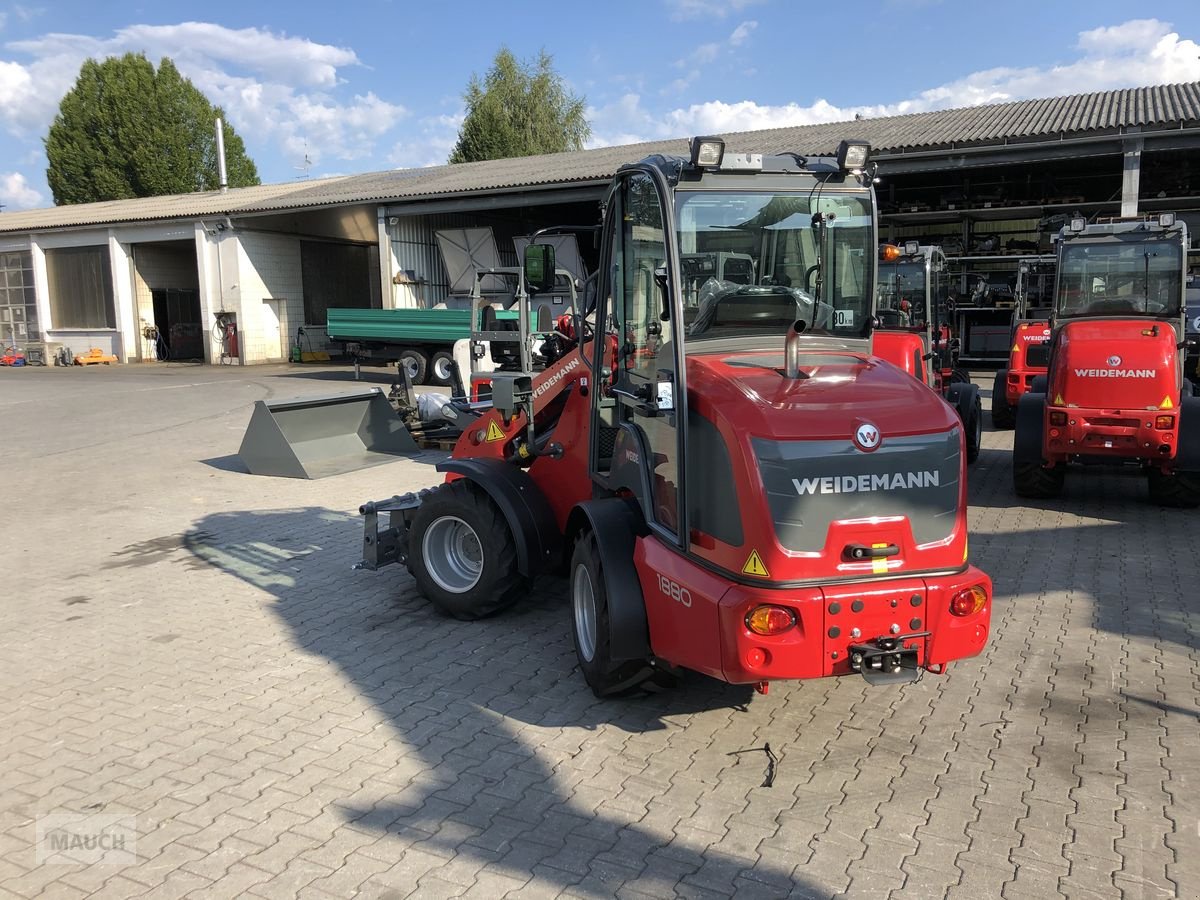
[2,80,1197,235]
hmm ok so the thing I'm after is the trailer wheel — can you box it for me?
[1147,469,1200,508]
[991,370,1015,430]
[409,480,528,620]
[428,351,454,387]
[398,349,428,385]
[570,531,653,697]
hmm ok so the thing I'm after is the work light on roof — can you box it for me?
[1158,212,1176,228]
[1069,216,1087,233]
[690,136,725,168]
[836,140,871,172]
[903,240,920,256]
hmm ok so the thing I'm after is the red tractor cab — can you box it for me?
[359,137,991,697]
[873,241,982,462]
[1012,213,1200,505]
[991,256,1056,428]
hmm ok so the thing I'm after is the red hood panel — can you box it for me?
[687,348,958,441]
[1051,319,1179,409]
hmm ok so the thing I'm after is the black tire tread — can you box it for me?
[991,370,1016,429]
[399,348,429,385]
[1147,468,1200,508]
[1013,462,1064,498]
[571,532,654,698]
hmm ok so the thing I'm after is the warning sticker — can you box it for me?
[1054,394,1064,406]
[742,550,770,578]
[871,542,890,575]
[484,420,507,442]
[1160,395,1175,410]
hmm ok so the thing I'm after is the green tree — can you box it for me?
[449,48,590,164]
[45,53,259,205]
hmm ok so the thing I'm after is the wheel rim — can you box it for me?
[403,357,419,379]
[572,563,598,663]
[421,516,483,592]
[434,356,452,382]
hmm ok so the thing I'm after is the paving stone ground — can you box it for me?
[1,362,1197,899]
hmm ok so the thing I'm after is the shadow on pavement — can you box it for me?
[177,506,825,896]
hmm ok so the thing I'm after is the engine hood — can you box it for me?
[686,347,960,440]
[1050,319,1180,409]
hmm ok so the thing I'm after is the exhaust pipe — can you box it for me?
[785,319,807,379]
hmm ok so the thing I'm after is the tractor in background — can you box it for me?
[873,241,983,462]
[1012,213,1200,505]
[359,137,991,697]
[991,257,1056,429]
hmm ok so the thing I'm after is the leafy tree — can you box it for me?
[450,48,590,164]
[45,53,259,205]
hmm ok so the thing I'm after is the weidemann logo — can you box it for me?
[1073,368,1156,378]
[793,471,940,495]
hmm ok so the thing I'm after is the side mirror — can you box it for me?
[524,243,556,294]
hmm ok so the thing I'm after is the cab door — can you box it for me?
[597,171,684,544]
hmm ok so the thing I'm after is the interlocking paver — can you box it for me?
[1,367,1197,900]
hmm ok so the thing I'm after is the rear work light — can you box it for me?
[746,605,797,635]
[1049,411,1067,426]
[949,585,988,617]
[1156,415,1175,429]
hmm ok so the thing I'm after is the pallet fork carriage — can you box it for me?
[359,136,992,697]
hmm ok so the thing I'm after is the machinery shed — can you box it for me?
[0,80,1196,365]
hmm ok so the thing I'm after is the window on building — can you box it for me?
[0,251,37,345]
[301,241,373,325]
[46,246,116,329]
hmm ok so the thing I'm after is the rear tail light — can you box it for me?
[1155,415,1175,429]
[746,605,797,635]
[1049,411,1067,426]
[949,585,988,617]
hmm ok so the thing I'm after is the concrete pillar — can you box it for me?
[1121,134,1144,218]
[107,232,137,362]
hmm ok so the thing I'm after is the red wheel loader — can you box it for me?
[873,241,983,462]
[991,257,1056,429]
[359,137,992,696]
[1012,213,1200,505]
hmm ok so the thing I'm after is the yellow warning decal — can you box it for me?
[871,542,890,575]
[1160,395,1175,410]
[1054,394,1064,406]
[1012,343,1020,353]
[742,550,770,578]
[484,420,507,442]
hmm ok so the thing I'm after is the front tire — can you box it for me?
[1147,468,1200,508]
[409,480,527,619]
[570,532,653,697]
[1014,462,1065,498]
[965,394,982,464]
[991,370,1015,429]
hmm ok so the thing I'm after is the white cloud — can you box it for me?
[592,18,1200,146]
[0,21,408,171]
[665,0,764,21]
[729,21,757,46]
[0,171,42,209]
[389,112,464,169]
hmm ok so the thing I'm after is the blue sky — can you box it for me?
[1,1,1198,210]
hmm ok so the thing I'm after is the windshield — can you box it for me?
[877,260,926,329]
[676,190,874,342]
[1056,237,1183,318]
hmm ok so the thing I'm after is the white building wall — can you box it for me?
[232,231,304,363]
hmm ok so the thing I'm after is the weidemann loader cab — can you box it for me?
[359,137,992,697]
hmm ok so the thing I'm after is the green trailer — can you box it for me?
[326,307,517,386]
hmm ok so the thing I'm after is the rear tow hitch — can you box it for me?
[848,632,930,685]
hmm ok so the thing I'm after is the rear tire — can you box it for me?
[570,531,653,697]
[991,370,1016,429]
[965,394,982,464]
[950,367,971,385]
[428,351,454,387]
[409,480,528,619]
[1014,462,1065,498]
[398,349,429,385]
[1147,468,1200,508]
